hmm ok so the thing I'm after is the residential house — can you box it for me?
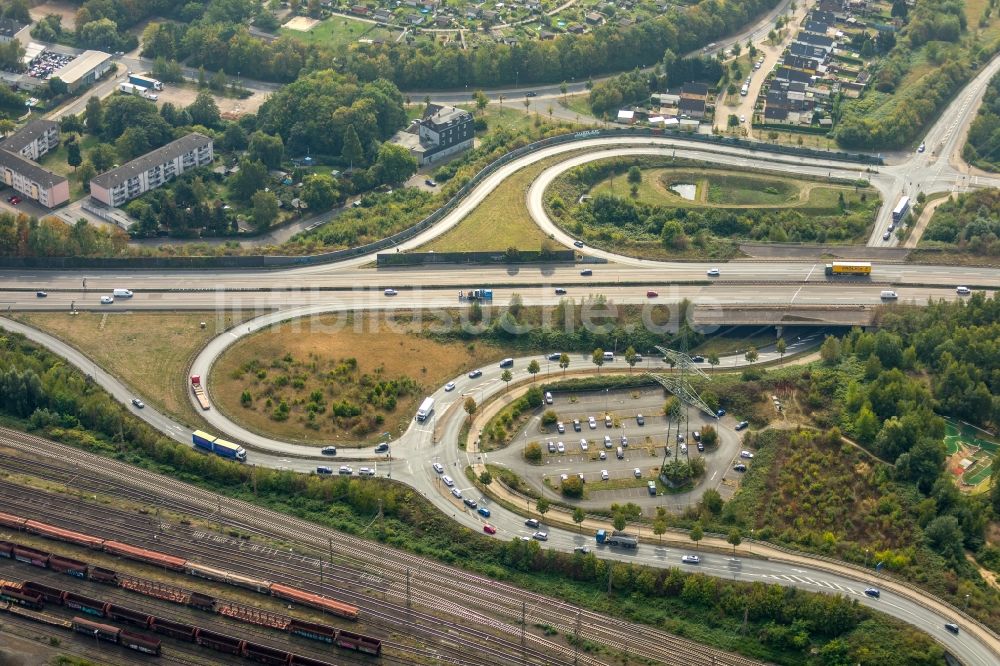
[585,12,604,24]
[0,119,68,208]
[796,32,835,52]
[89,133,214,208]
[789,41,829,60]
[804,20,830,34]
[373,9,393,22]
[678,97,706,119]
[773,67,814,85]
[391,104,474,165]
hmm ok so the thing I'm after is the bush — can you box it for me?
[561,475,584,498]
[541,410,558,426]
[524,442,542,463]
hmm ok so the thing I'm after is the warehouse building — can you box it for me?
[89,133,214,207]
[51,50,113,92]
[0,119,69,208]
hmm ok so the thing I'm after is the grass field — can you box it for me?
[15,311,252,424]
[37,133,101,200]
[280,16,396,48]
[211,313,504,446]
[420,152,581,252]
[591,168,865,210]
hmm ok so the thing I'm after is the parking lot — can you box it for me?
[25,50,75,82]
[487,387,751,514]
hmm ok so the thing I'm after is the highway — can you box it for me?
[3,26,1000,666]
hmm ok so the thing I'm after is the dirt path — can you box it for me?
[904,193,953,248]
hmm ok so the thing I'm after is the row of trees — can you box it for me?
[588,53,723,117]
[138,0,780,89]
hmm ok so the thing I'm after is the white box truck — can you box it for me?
[416,397,434,422]
[112,288,133,298]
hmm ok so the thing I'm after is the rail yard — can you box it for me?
[0,426,764,666]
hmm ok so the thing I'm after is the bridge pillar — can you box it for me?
[775,325,783,340]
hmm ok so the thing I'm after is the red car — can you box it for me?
[7,195,20,205]
[483,524,497,535]
[646,290,658,298]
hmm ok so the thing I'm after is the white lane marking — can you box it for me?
[804,264,816,282]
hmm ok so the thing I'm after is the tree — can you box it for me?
[473,89,489,112]
[624,346,638,372]
[463,396,477,421]
[0,119,14,138]
[210,68,228,93]
[248,131,284,170]
[592,348,605,374]
[707,352,720,368]
[77,162,96,193]
[925,515,964,561]
[523,96,531,114]
[612,512,627,531]
[571,507,586,532]
[342,125,364,170]
[524,442,542,462]
[478,470,492,485]
[501,369,512,392]
[820,336,842,365]
[559,353,570,375]
[561,475,584,498]
[66,140,82,171]
[701,487,723,514]
[727,528,742,556]
[229,159,268,202]
[85,96,103,135]
[48,77,68,96]
[690,522,703,550]
[527,359,540,380]
[221,123,249,151]
[776,337,787,359]
[302,174,338,211]
[700,425,719,449]
[2,0,30,23]
[744,346,759,364]
[653,515,667,543]
[375,142,418,185]
[250,190,280,231]
[728,113,740,128]
[536,497,550,519]
[89,144,116,173]
[627,166,641,184]
[77,18,120,51]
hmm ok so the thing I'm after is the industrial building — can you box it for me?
[89,133,214,207]
[0,119,69,208]
[51,50,113,92]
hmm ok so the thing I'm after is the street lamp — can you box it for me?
[864,549,870,569]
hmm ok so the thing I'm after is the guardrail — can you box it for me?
[0,128,882,270]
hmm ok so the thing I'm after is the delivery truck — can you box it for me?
[192,430,247,462]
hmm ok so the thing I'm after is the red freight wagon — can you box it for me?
[64,591,110,617]
[23,581,67,605]
[120,629,162,656]
[0,584,43,610]
[195,628,245,655]
[289,619,336,643]
[26,521,105,549]
[49,555,88,578]
[12,544,48,567]
[243,641,291,665]
[0,511,27,530]
[269,583,358,620]
[103,541,186,571]
[187,591,217,611]
[89,566,118,584]
[71,616,120,643]
[151,616,197,641]
[336,630,382,656]
[0,541,13,558]
[290,655,339,666]
[108,604,154,629]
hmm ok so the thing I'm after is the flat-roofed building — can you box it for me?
[89,133,214,207]
[0,118,68,207]
[52,50,113,92]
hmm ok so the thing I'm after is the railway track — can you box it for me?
[0,428,765,666]
[0,483,535,666]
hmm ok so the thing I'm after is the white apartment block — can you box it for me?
[0,119,69,208]
[89,133,214,208]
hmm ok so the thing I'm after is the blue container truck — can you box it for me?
[595,529,638,548]
[128,73,163,90]
[192,430,247,462]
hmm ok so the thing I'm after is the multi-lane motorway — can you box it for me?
[4,38,1000,666]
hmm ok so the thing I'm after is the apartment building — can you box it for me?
[89,133,214,207]
[0,119,68,208]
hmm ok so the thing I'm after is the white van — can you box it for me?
[880,290,898,300]
[544,391,553,405]
[602,351,615,362]
[358,467,375,477]
[956,286,971,295]
[616,446,624,459]
[112,288,133,298]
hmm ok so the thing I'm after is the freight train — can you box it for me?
[0,511,360,622]
[2,581,359,664]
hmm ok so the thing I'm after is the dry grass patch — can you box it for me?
[15,311,252,424]
[421,152,585,252]
[211,312,503,446]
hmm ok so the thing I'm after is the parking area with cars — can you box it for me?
[487,387,754,511]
